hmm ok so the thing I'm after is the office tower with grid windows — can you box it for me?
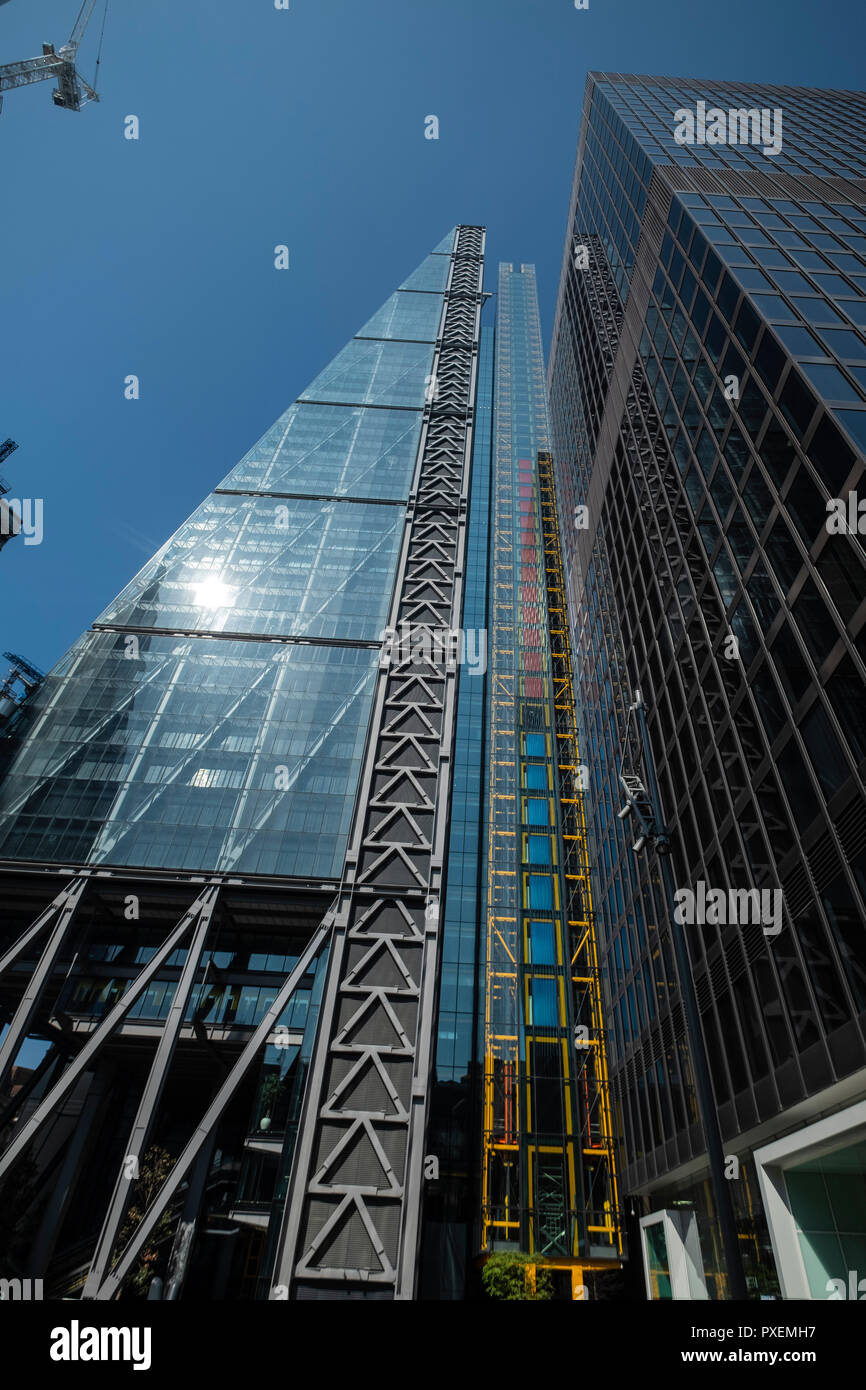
[548,73,866,1300]
[0,226,486,1302]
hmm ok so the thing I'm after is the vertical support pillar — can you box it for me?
[162,1132,217,1301]
[0,877,87,1095]
[270,226,486,1301]
[0,883,220,1182]
[81,910,334,1302]
[26,1064,115,1278]
[81,885,218,1298]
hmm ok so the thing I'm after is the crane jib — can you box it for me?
[0,0,107,112]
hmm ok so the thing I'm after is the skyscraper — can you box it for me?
[0,226,485,1301]
[548,73,866,1300]
[420,263,621,1302]
[480,264,620,1297]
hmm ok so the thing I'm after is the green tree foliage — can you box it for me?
[115,1145,175,1298]
[481,1250,554,1301]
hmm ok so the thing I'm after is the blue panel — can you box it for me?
[530,977,558,1026]
[529,875,553,909]
[527,835,551,864]
[529,921,556,965]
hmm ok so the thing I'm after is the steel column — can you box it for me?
[162,1133,217,1301]
[269,225,486,1300]
[80,886,218,1298]
[0,876,87,1095]
[0,875,86,979]
[91,907,334,1300]
[26,1065,115,1279]
[0,883,220,1181]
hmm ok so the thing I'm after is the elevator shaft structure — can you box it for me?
[482,449,621,1269]
[480,269,621,1287]
[538,449,621,1259]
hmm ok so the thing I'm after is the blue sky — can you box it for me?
[1,0,865,674]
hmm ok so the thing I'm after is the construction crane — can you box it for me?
[0,652,44,721]
[0,0,108,115]
[0,438,18,497]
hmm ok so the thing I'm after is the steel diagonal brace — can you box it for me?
[0,884,220,1182]
[89,904,335,1301]
[0,876,88,1096]
[0,876,87,978]
[80,888,218,1298]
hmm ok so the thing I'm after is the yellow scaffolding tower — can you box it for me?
[481,446,622,1270]
[539,449,622,1258]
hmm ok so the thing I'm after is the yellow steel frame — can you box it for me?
[538,450,622,1257]
[482,446,622,1263]
[481,418,521,1246]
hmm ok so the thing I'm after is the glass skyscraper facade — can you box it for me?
[0,227,490,1302]
[548,74,866,1299]
[0,241,458,879]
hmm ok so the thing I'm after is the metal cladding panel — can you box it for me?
[270,226,485,1301]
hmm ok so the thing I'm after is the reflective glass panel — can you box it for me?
[300,338,434,407]
[97,495,404,641]
[218,403,421,500]
[355,291,443,341]
[0,632,377,877]
[399,254,451,292]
